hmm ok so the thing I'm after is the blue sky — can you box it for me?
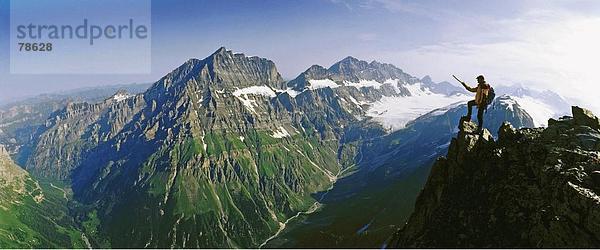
[1,0,600,112]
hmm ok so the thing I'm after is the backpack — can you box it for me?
[485,86,495,106]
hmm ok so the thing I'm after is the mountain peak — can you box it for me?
[214,46,227,54]
[328,56,369,72]
[340,55,360,63]
[180,47,232,66]
[421,75,433,84]
[304,64,327,75]
[147,47,285,95]
[208,46,235,59]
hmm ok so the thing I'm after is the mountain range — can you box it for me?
[0,47,578,248]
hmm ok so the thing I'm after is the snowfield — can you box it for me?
[404,83,434,96]
[233,86,277,97]
[343,79,383,89]
[308,79,340,89]
[232,86,278,113]
[228,81,562,132]
[279,88,301,97]
[367,92,470,131]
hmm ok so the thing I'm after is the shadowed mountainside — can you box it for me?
[391,106,600,248]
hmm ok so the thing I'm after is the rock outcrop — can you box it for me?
[0,144,27,187]
[390,106,600,248]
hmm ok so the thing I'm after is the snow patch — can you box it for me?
[308,79,340,90]
[233,86,277,97]
[200,135,207,151]
[197,96,204,106]
[344,79,382,89]
[347,95,361,106]
[235,96,258,113]
[277,88,302,98]
[113,93,132,102]
[232,86,278,113]
[271,126,291,138]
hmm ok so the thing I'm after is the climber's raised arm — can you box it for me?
[453,75,477,92]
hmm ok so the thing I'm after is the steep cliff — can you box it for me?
[391,106,600,248]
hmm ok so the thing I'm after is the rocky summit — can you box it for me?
[390,106,600,248]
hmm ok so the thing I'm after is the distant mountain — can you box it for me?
[390,106,600,248]
[420,75,466,96]
[0,83,151,108]
[288,56,464,98]
[363,95,534,176]
[0,82,151,160]
[287,56,471,131]
[495,84,570,126]
[25,91,145,180]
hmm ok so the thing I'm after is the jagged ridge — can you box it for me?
[390,106,600,248]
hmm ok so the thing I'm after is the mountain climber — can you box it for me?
[453,74,491,132]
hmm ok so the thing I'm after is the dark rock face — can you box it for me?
[572,106,600,131]
[390,106,600,248]
[205,47,286,90]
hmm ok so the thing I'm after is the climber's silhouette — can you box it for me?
[453,75,492,132]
